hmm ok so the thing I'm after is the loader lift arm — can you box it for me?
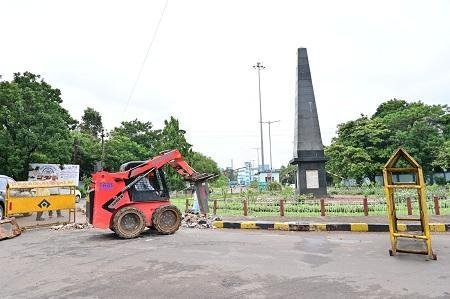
[126,149,213,182]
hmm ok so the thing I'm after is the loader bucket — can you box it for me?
[194,181,210,214]
[0,218,21,240]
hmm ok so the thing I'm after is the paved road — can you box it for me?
[1,228,449,298]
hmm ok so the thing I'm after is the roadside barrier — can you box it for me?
[6,180,77,227]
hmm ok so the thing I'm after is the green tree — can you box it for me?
[79,107,103,137]
[372,99,409,118]
[103,133,150,171]
[105,117,220,190]
[156,116,192,155]
[188,151,220,177]
[111,117,194,190]
[433,140,450,170]
[0,72,75,179]
[326,99,448,183]
[106,116,219,190]
[223,168,237,182]
[71,131,102,177]
[111,119,160,157]
[325,144,373,184]
[210,174,229,189]
[279,164,296,185]
[157,117,193,190]
[325,116,391,182]
[378,101,447,173]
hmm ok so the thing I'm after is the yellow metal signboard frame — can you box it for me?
[8,180,76,189]
[383,148,436,260]
[6,180,76,222]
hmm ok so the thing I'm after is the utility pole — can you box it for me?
[72,137,80,164]
[253,62,265,170]
[251,147,260,172]
[101,128,106,170]
[263,120,280,170]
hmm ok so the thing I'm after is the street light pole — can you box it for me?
[250,147,260,172]
[253,62,265,170]
[262,120,280,170]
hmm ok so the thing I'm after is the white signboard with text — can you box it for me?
[28,164,80,186]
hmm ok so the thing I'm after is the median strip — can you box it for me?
[212,221,450,232]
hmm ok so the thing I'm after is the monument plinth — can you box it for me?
[290,48,327,197]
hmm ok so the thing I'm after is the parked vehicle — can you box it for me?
[0,175,15,220]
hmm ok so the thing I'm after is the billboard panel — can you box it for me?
[28,164,80,186]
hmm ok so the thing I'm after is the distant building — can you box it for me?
[232,163,282,187]
[237,162,254,186]
[257,170,280,185]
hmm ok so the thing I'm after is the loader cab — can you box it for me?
[120,161,170,202]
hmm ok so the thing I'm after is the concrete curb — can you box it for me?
[212,221,450,232]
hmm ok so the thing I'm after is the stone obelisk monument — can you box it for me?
[290,48,327,197]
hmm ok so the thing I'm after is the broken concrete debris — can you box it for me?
[0,218,22,240]
[51,222,93,230]
[181,213,221,229]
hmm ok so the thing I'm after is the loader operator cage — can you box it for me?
[120,161,170,202]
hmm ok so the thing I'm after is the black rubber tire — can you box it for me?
[0,204,4,220]
[152,205,182,235]
[112,206,146,239]
[388,249,394,256]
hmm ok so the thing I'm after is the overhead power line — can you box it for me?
[123,0,169,117]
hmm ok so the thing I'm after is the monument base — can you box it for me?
[290,158,327,197]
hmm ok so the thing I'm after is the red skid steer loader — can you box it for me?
[87,149,213,238]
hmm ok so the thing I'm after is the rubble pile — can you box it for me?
[181,213,221,229]
[51,222,93,230]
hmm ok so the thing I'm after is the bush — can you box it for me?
[210,174,229,188]
[296,194,309,203]
[281,186,295,200]
[267,181,282,191]
[80,175,92,197]
[242,188,256,201]
[249,180,259,189]
[434,177,447,186]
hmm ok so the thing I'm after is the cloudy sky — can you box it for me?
[1,1,450,169]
